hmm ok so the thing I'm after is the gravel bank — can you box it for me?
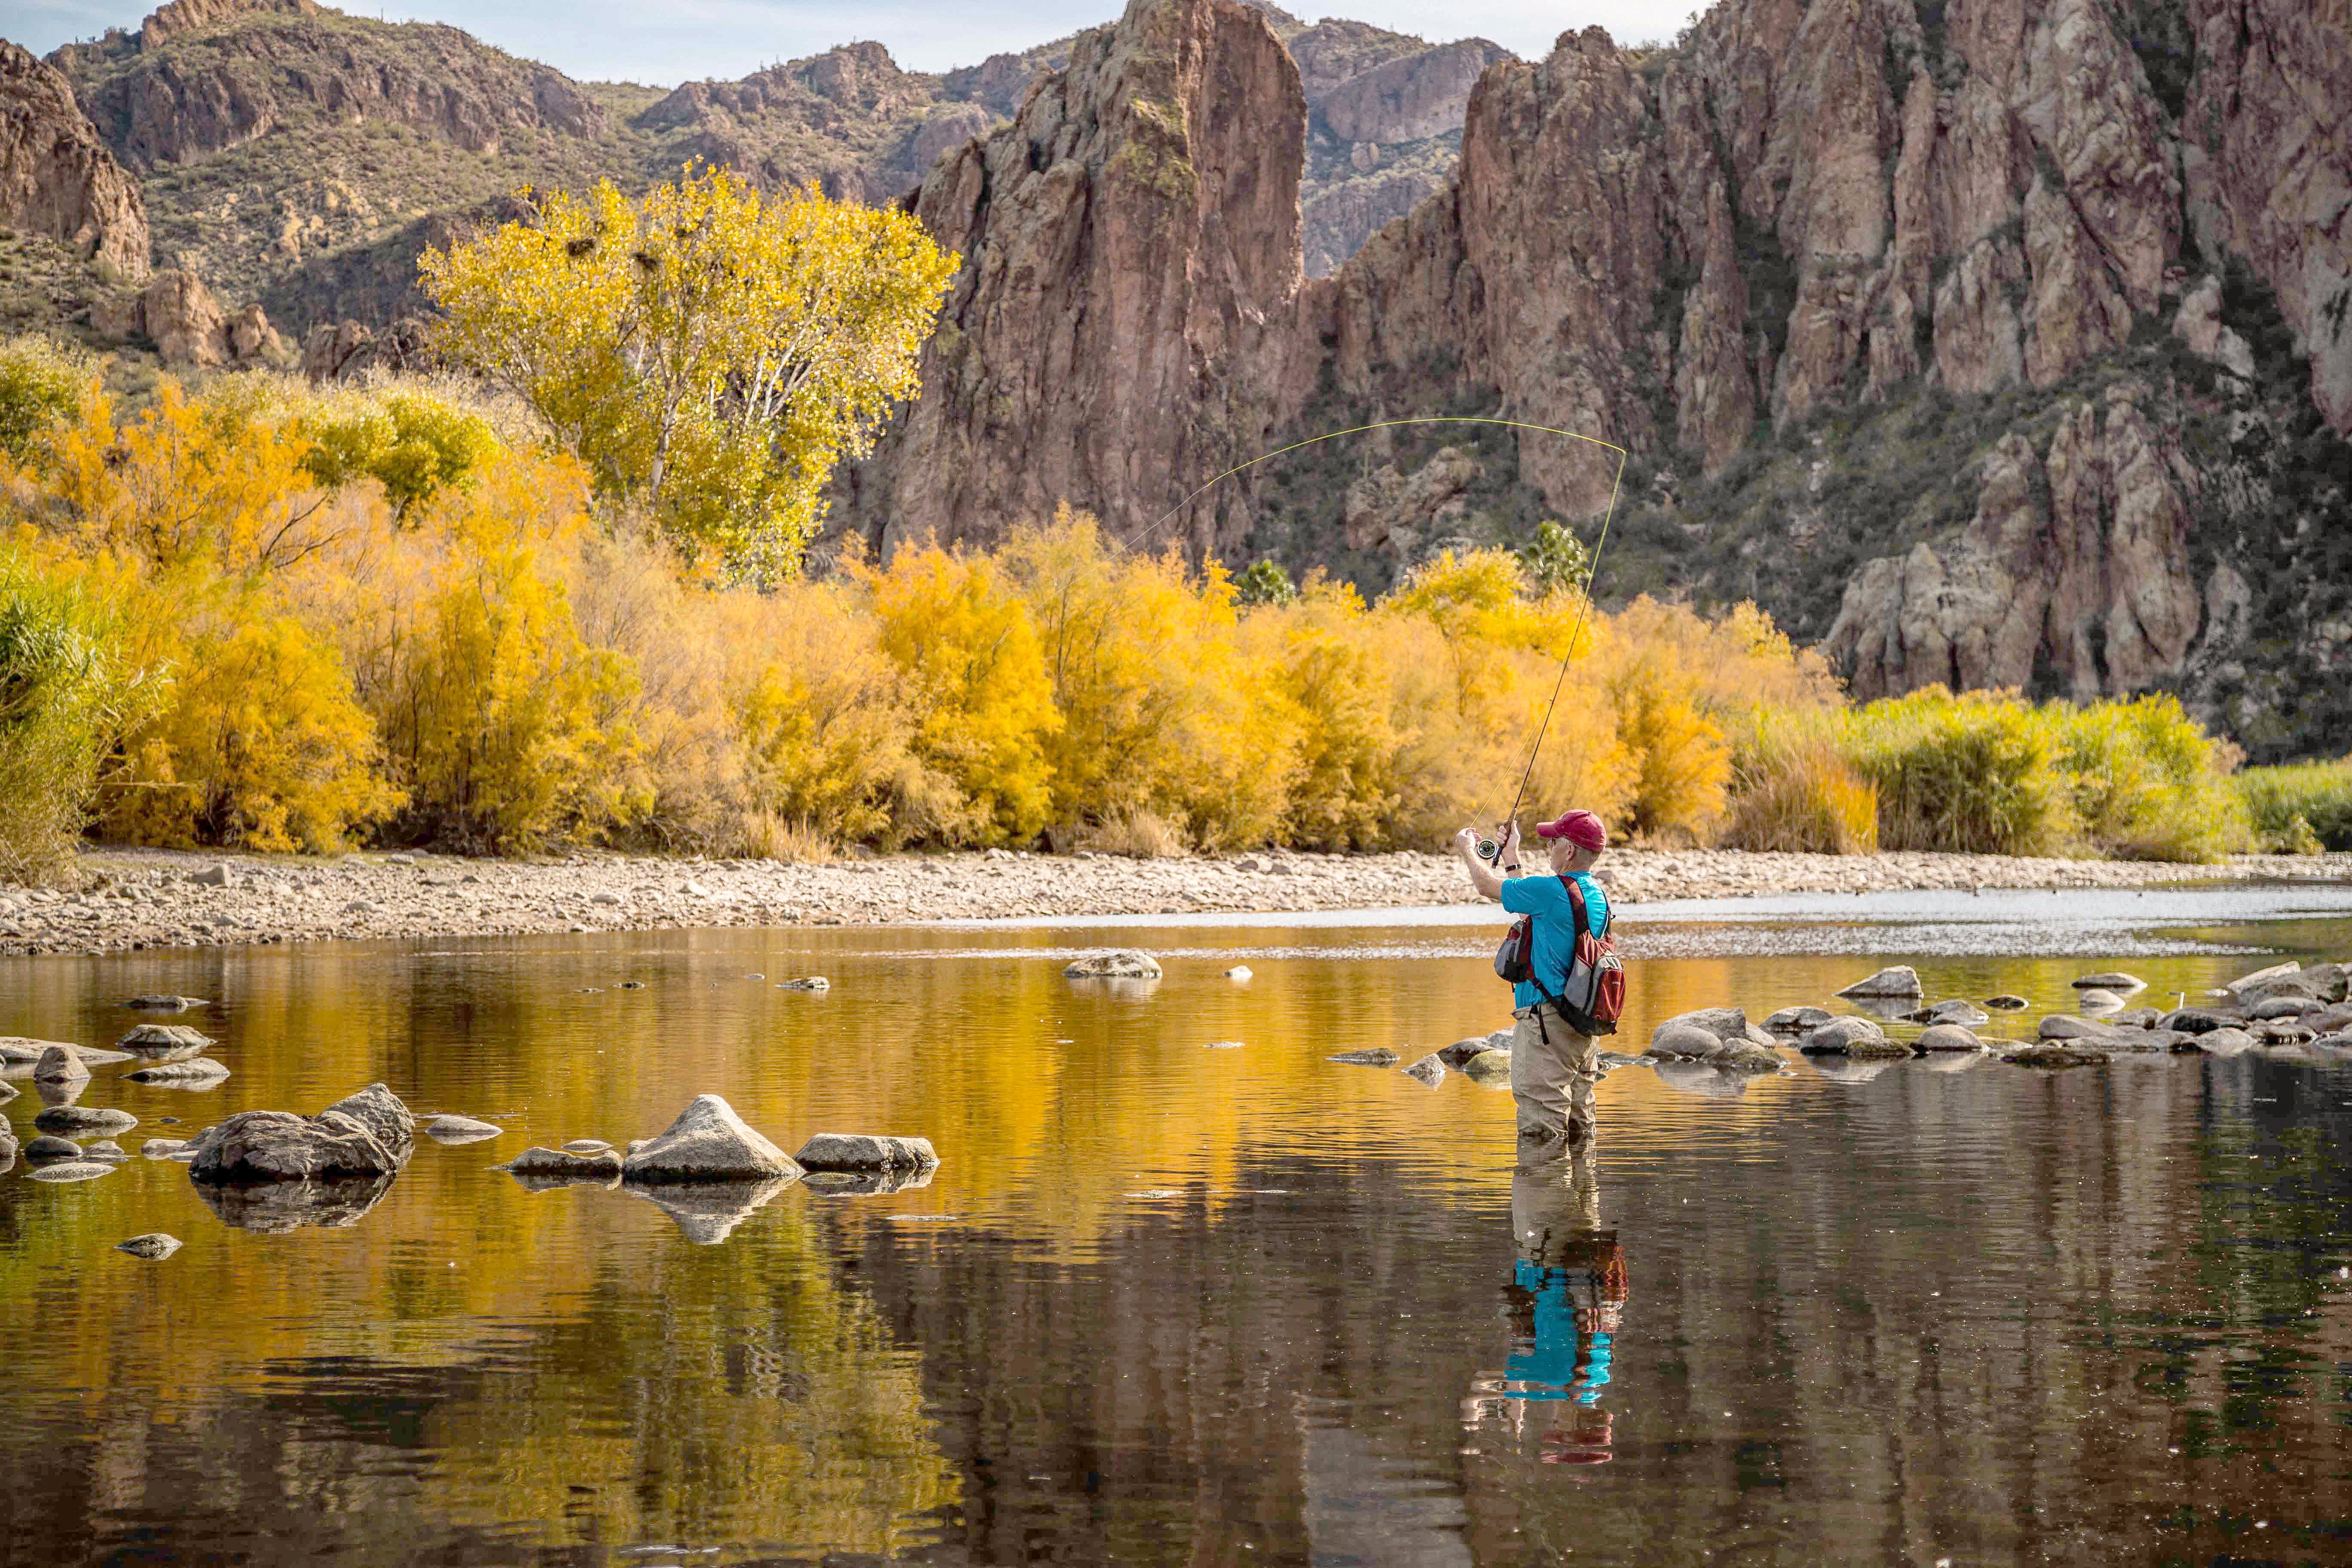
[0,846,2344,957]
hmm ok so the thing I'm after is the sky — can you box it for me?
[11,0,1705,85]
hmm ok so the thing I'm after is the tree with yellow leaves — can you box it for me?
[420,167,958,576]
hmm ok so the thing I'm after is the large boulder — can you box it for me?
[31,1044,88,1085]
[1799,1017,1910,1058]
[1761,1006,1834,1035]
[1459,1048,1513,1086]
[791,1133,940,1173]
[2162,1008,2243,1035]
[1647,1021,1729,1060]
[1657,1008,1775,1047]
[0,1036,86,1064]
[1837,966,1923,999]
[1916,1024,1988,1053]
[186,1083,416,1183]
[1436,1034,1503,1067]
[1063,950,1162,980]
[1912,1000,1991,1028]
[619,1095,800,1184]
[33,1105,135,1136]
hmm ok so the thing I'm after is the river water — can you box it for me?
[5,883,2352,1566]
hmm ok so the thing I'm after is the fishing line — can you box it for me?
[1133,415,1629,861]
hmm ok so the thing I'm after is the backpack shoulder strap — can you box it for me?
[1560,874,1590,940]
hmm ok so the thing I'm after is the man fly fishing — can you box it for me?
[1454,810,1623,1162]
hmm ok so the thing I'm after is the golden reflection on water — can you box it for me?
[0,910,2348,1563]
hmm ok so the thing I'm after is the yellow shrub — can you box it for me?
[863,544,1058,846]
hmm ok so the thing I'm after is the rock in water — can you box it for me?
[426,1114,505,1143]
[33,1106,135,1136]
[1800,1017,1910,1058]
[1658,1008,1775,1046]
[0,1037,78,1064]
[1984,995,2030,1011]
[2194,1027,2258,1057]
[501,1146,623,1181]
[792,1133,940,1173]
[1063,950,1162,980]
[186,1083,416,1183]
[116,1233,180,1260]
[1646,1022,1727,1061]
[0,1078,15,1103]
[620,1095,800,1183]
[1436,1036,1498,1067]
[1761,1006,1834,1034]
[141,1138,186,1158]
[2073,972,2147,992]
[116,1023,214,1060]
[2162,1008,2242,1034]
[1459,1049,1513,1086]
[31,1161,116,1182]
[775,976,830,991]
[2039,1014,2119,1041]
[2076,988,2125,1013]
[124,995,204,1011]
[124,1059,230,1085]
[31,1045,88,1085]
[1400,1053,1446,1086]
[1916,1024,1988,1053]
[2004,1044,2107,1069]
[1326,1048,1399,1066]
[1911,999,1992,1027]
[1225,966,1253,981]
[24,1134,82,1163]
[1836,967,1923,999]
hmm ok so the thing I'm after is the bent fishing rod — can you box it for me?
[1133,416,1629,864]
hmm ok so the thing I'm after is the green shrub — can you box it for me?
[2050,694,2250,862]
[1839,688,2068,854]
[0,336,87,465]
[2237,759,2352,851]
[0,551,150,882]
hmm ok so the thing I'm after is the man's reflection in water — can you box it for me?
[1461,1150,1629,1468]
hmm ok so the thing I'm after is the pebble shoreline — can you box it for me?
[0,846,2344,958]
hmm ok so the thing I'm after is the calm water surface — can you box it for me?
[5,883,2352,1566]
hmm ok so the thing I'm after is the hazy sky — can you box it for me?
[12,0,1704,85]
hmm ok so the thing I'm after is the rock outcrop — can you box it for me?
[833,0,1308,560]
[89,266,287,367]
[185,1082,416,1183]
[0,42,150,279]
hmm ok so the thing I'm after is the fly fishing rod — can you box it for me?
[1135,416,1629,864]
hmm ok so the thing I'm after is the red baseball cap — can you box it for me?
[1535,810,1607,850]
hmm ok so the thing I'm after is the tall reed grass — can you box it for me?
[2236,758,2352,852]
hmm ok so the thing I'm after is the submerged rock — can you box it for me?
[141,1138,187,1158]
[116,1023,214,1061]
[1063,950,1161,980]
[623,1175,794,1243]
[1911,999,1991,1028]
[2004,1044,2108,1068]
[791,1133,939,1173]
[82,1140,127,1161]
[116,1233,181,1260]
[501,1145,623,1181]
[124,1059,229,1085]
[426,1114,505,1144]
[31,1161,116,1182]
[124,995,206,1012]
[1327,1048,1400,1066]
[1984,995,2030,1011]
[195,1172,396,1232]
[1761,1006,1834,1034]
[775,976,831,991]
[1837,966,1923,999]
[2073,972,2147,992]
[1401,1053,1446,1086]
[2162,1008,2243,1034]
[24,1133,82,1163]
[620,1095,800,1184]
[34,1106,135,1136]
[1799,1017,1910,1058]
[186,1083,416,1183]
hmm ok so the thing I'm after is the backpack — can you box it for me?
[1493,875,1626,1036]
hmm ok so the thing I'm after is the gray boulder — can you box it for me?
[1837,966,1923,999]
[141,1138,187,1158]
[1911,999,1992,1027]
[1659,1008,1775,1047]
[1647,1022,1729,1061]
[2076,988,2125,1013]
[82,1140,127,1161]
[24,1133,82,1163]
[1800,1017,1909,1058]
[1761,1006,1835,1034]
[2222,961,2301,995]
[0,1036,83,1065]
[2040,1014,2121,1041]
[1328,1048,1399,1066]
[2003,1043,2107,1068]
[1460,1048,1513,1086]
[1436,1035,1501,1068]
[2194,1027,2258,1057]
[620,1095,800,1183]
[2251,996,2318,1020]
[2073,972,2147,992]
[116,1024,214,1061]
[2162,1008,2243,1034]
[31,1045,88,1085]
[1400,1054,1446,1086]
[426,1114,505,1144]
[34,1106,135,1136]
[31,1161,117,1182]
[1916,1024,1988,1053]
[2109,1007,2164,1029]
[187,1084,416,1183]
[116,1233,181,1260]
[791,1133,940,1173]
[125,1059,230,1085]
[502,1145,624,1181]
[1063,950,1161,980]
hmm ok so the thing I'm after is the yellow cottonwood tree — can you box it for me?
[421,167,958,575]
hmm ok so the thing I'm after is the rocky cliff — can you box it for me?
[0,40,148,279]
[833,0,1306,560]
